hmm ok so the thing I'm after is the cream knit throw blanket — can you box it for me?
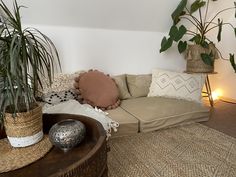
[43,100,119,138]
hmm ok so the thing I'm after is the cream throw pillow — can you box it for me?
[148,69,206,103]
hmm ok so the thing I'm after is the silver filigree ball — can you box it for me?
[49,119,86,152]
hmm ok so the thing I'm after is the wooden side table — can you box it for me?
[0,114,108,177]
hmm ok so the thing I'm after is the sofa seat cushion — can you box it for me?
[107,107,139,137]
[120,97,209,133]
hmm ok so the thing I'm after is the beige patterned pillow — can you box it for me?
[148,69,206,103]
[40,71,85,94]
[112,75,131,100]
[127,74,152,98]
[38,71,85,104]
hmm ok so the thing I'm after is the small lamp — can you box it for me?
[212,89,223,101]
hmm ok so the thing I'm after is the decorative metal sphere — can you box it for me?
[49,119,86,152]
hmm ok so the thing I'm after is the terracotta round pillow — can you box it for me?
[74,70,120,110]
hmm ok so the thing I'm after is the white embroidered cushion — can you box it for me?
[148,69,206,103]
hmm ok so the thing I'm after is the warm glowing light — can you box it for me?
[212,89,223,100]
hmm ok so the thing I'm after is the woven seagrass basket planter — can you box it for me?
[185,44,218,73]
[3,105,43,147]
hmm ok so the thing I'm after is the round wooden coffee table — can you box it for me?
[0,114,108,177]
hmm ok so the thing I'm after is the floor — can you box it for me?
[201,100,236,138]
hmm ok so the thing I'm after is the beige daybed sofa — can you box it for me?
[107,74,210,137]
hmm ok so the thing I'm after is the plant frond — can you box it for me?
[0,0,61,120]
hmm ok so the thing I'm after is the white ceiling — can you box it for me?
[2,0,234,32]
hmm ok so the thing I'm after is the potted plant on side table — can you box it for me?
[160,0,236,73]
[0,0,60,147]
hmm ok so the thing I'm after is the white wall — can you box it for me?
[4,0,178,32]
[208,15,236,100]
[27,24,236,99]
[209,60,236,100]
[31,25,186,75]
[15,0,236,99]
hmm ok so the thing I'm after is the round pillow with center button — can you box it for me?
[74,70,120,110]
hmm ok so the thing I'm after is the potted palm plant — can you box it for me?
[160,0,236,73]
[0,0,60,147]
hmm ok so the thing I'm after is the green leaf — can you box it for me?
[169,25,187,42]
[233,28,236,37]
[160,37,173,53]
[178,41,187,53]
[176,25,187,41]
[169,25,178,38]
[189,34,201,44]
[201,52,214,66]
[234,2,236,18]
[217,18,223,42]
[234,28,236,37]
[190,0,206,14]
[171,0,187,24]
[230,53,236,72]
[200,41,209,48]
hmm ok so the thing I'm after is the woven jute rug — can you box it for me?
[108,123,236,177]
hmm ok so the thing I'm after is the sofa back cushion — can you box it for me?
[112,75,131,100]
[148,69,206,103]
[127,74,152,98]
[74,70,120,110]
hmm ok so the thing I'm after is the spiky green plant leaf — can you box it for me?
[0,0,61,121]
[190,0,206,14]
[178,41,187,53]
[171,0,187,24]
